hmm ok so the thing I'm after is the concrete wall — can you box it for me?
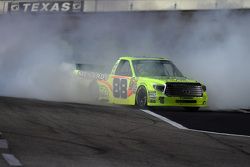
[85,0,250,12]
[0,0,250,14]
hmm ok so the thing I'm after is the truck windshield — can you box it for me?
[132,60,183,77]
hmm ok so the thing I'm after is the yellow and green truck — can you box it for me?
[74,57,208,110]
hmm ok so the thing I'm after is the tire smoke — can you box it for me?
[0,11,249,109]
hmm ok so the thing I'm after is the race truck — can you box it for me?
[74,57,208,110]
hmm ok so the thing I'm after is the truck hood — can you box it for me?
[138,76,199,85]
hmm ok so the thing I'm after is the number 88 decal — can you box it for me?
[113,78,128,98]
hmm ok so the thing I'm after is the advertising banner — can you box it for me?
[7,1,84,13]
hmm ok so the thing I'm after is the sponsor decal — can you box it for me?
[99,85,109,99]
[98,80,113,92]
[149,99,156,103]
[76,71,108,80]
[148,91,156,98]
[7,1,84,13]
[129,77,138,94]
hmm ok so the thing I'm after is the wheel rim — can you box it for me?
[137,88,147,107]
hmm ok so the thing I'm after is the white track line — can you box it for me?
[239,109,250,114]
[0,139,8,149]
[2,153,22,166]
[141,109,188,130]
[141,109,250,138]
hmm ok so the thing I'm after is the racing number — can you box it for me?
[113,78,127,98]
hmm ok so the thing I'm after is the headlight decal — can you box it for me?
[153,84,166,93]
[202,85,207,92]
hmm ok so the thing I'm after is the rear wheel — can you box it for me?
[136,86,148,108]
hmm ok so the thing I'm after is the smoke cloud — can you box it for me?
[0,16,87,103]
[0,11,249,109]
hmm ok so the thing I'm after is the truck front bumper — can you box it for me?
[147,92,208,107]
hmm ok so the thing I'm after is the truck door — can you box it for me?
[110,60,135,105]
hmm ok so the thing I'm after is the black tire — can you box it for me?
[136,86,148,108]
[184,107,200,112]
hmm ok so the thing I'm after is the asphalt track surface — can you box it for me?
[149,107,250,136]
[0,97,250,167]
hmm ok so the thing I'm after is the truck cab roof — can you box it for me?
[119,57,168,61]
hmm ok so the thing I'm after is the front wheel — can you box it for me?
[136,86,148,108]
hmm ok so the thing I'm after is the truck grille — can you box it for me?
[165,82,203,97]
